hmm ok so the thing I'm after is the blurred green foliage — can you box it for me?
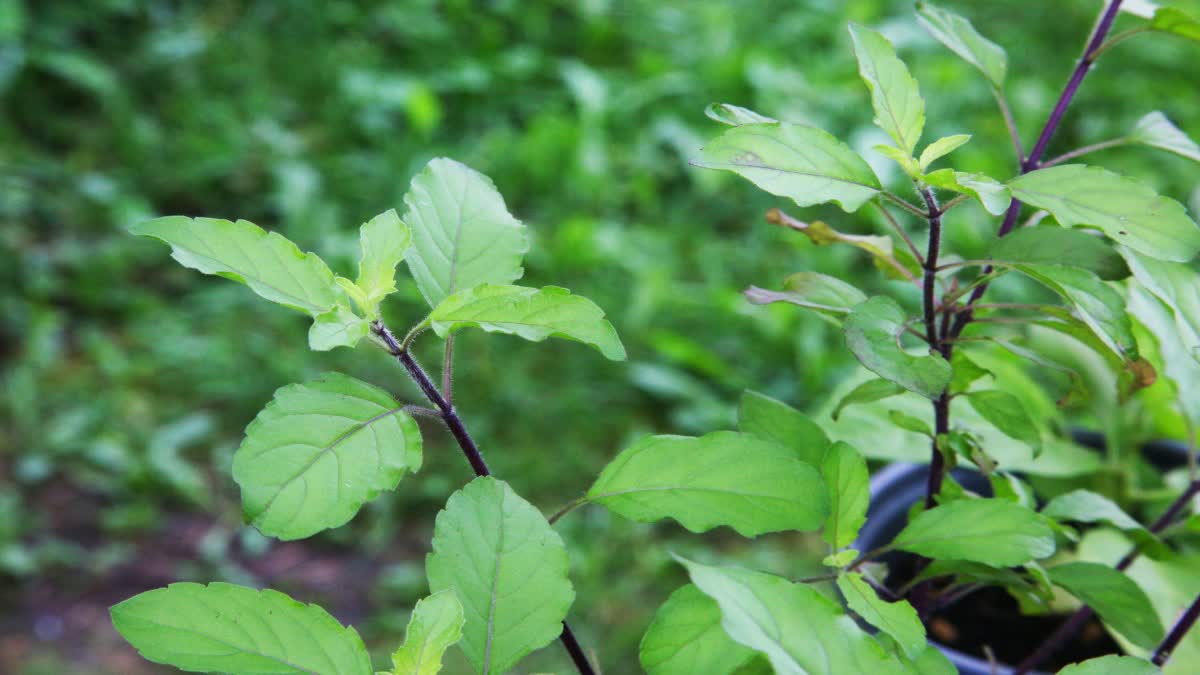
[3,0,1200,672]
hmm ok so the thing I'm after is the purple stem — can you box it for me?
[920,189,951,508]
[1153,593,1200,667]
[948,0,1125,341]
[372,322,597,675]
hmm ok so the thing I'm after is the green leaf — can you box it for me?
[745,272,869,324]
[832,379,906,421]
[403,158,530,307]
[738,390,829,465]
[949,351,993,393]
[639,584,757,675]
[1012,264,1138,362]
[694,123,882,212]
[233,373,422,540]
[426,477,573,675]
[428,284,625,360]
[892,499,1055,566]
[1122,247,1200,354]
[1057,655,1160,675]
[1047,562,1164,650]
[1149,6,1200,42]
[130,216,339,316]
[387,590,465,675]
[706,103,777,126]
[964,390,1041,453]
[918,134,971,170]
[824,549,860,568]
[836,573,925,660]
[822,442,870,549]
[1130,285,1200,429]
[989,225,1129,280]
[923,169,1011,215]
[915,2,1007,88]
[1129,111,1200,163]
[843,296,952,400]
[1042,490,1165,557]
[309,304,370,351]
[110,582,371,674]
[353,209,412,316]
[587,431,829,536]
[875,144,922,177]
[676,557,908,675]
[848,24,925,154]
[888,410,931,437]
[1008,165,1200,262]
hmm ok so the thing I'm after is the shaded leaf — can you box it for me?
[694,123,881,212]
[892,499,1056,566]
[1011,264,1138,362]
[428,284,625,360]
[403,158,529,307]
[964,390,1042,453]
[832,379,906,421]
[738,390,829,465]
[426,477,573,674]
[989,226,1129,280]
[848,24,925,153]
[1042,490,1165,557]
[1130,111,1200,163]
[1008,165,1200,262]
[949,351,993,393]
[744,271,869,324]
[837,573,925,660]
[130,216,338,315]
[234,373,422,540]
[706,103,777,126]
[387,590,465,675]
[889,410,931,437]
[587,431,829,536]
[677,557,908,675]
[822,442,870,549]
[1057,655,1160,675]
[916,2,1007,88]
[639,584,756,675]
[843,296,952,400]
[309,304,370,351]
[110,582,371,674]
[1048,562,1164,650]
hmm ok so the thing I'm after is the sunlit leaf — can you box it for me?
[822,442,870,549]
[988,225,1129,280]
[706,103,778,126]
[130,216,339,315]
[589,431,828,536]
[745,271,869,324]
[428,284,625,360]
[1008,165,1200,262]
[1129,111,1200,163]
[1057,655,1160,675]
[836,573,925,660]
[110,582,371,674]
[426,477,573,674]
[403,158,529,307]
[352,209,412,316]
[918,134,971,170]
[309,303,370,351]
[694,123,882,212]
[892,499,1055,566]
[1012,264,1138,362]
[916,2,1007,88]
[1149,6,1200,42]
[677,557,909,675]
[738,390,829,465]
[640,584,757,675]
[848,24,925,153]
[386,590,465,675]
[233,373,422,540]
[843,296,952,400]
[1048,562,1164,649]
[923,169,1011,215]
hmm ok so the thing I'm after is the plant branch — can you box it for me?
[882,191,932,218]
[919,188,951,508]
[1152,592,1200,667]
[991,86,1024,166]
[371,320,597,675]
[1014,477,1200,674]
[875,202,925,267]
[1040,137,1129,167]
[442,335,456,405]
[548,496,588,525]
[947,0,1126,351]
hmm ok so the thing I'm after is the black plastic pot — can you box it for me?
[856,435,1193,675]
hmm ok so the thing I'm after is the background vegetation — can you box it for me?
[3,0,1199,672]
